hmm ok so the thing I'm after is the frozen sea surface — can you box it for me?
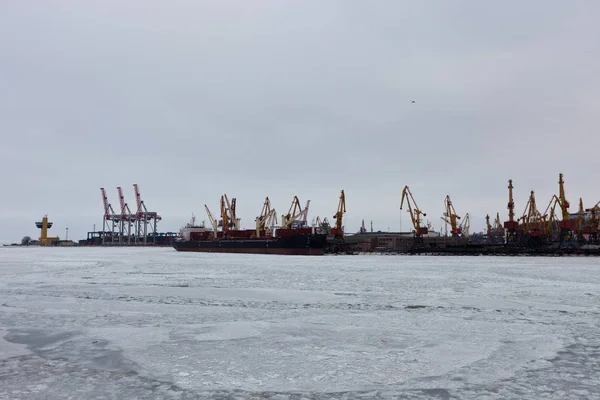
[1,248,599,399]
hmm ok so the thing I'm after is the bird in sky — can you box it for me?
[411,100,416,103]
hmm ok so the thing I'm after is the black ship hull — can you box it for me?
[173,233,327,255]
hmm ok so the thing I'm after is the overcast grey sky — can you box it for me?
[1,0,599,243]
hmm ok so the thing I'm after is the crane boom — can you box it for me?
[281,196,303,229]
[117,187,127,219]
[442,195,462,236]
[332,190,346,234]
[503,179,519,242]
[494,212,505,237]
[520,190,544,236]
[100,188,113,220]
[557,173,575,237]
[558,173,570,221]
[460,213,470,237]
[255,197,274,236]
[133,184,143,217]
[204,205,218,238]
[400,186,427,235]
[219,195,229,232]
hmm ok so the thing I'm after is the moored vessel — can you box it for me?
[173,228,327,255]
[173,194,332,256]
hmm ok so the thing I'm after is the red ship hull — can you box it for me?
[173,246,324,255]
[173,230,327,256]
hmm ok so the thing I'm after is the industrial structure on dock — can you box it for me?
[31,215,75,247]
[388,173,600,255]
[81,184,178,246]
[35,215,59,246]
[344,173,599,255]
[15,172,600,255]
[173,190,349,255]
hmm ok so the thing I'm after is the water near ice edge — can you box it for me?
[1,248,599,399]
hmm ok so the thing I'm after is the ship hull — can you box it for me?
[172,234,327,256]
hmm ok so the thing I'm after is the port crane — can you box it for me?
[557,173,575,240]
[494,213,505,238]
[576,198,585,242]
[312,216,331,235]
[281,196,305,229]
[132,184,161,244]
[217,194,240,233]
[485,212,504,242]
[459,213,470,237]
[503,179,519,243]
[255,197,278,237]
[331,190,346,236]
[204,205,218,238]
[485,214,493,237]
[219,196,230,233]
[225,194,240,230]
[359,219,367,234]
[400,186,427,236]
[519,190,545,245]
[442,195,462,236]
[298,200,310,227]
[117,186,135,244]
[584,200,600,243]
[100,188,118,244]
[542,195,561,240]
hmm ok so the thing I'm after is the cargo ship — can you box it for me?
[173,227,328,255]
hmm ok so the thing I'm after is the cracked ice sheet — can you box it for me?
[1,248,600,399]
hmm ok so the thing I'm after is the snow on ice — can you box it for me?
[1,247,599,399]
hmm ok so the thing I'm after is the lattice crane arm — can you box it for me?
[494,212,505,236]
[282,196,303,229]
[460,213,471,237]
[485,214,492,236]
[333,190,346,232]
[117,187,128,220]
[219,195,230,232]
[558,173,571,221]
[400,186,426,234]
[222,194,239,230]
[443,195,461,236]
[100,188,114,220]
[541,195,561,235]
[204,205,218,238]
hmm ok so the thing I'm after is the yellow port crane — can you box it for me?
[485,214,493,237]
[204,205,218,238]
[557,173,575,240]
[400,186,428,236]
[216,194,240,234]
[442,195,462,236]
[281,196,304,229]
[219,195,229,233]
[255,197,278,237]
[331,190,346,237]
[519,190,544,240]
[541,195,560,239]
[503,179,519,242]
[493,213,505,238]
